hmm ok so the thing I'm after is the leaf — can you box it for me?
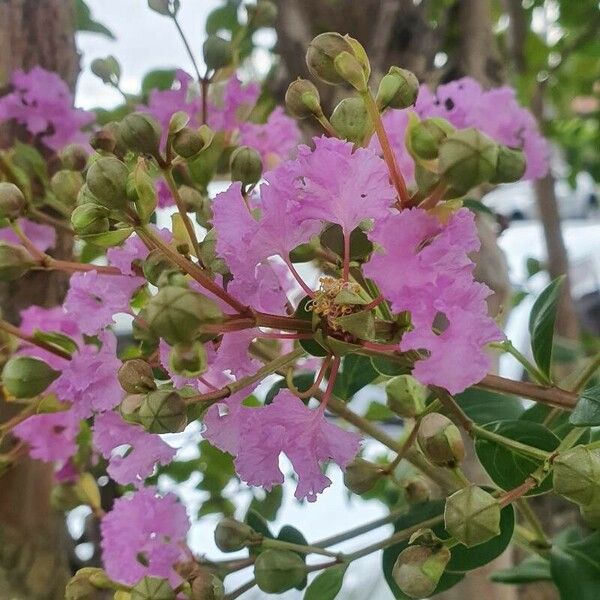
[364,401,396,421]
[264,372,316,405]
[32,330,79,356]
[569,385,600,426]
[370,355,410,376]
[141,69,177,97]
[320,224,373,261]
[79,227,134,248]
[206,4,239,35]
[528,276,564,378]
[304,564,347,600]
[491,556,552,584]
[74,0,115,39]
[455,388,524,425]
[277,525,309,590]
[249,486,283,521]
[475,420,560,495]
[333,354,378,401]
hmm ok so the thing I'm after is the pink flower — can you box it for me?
[208,76,260,132]
[100,487,189,586]
[93,412,176,486]
[0,218,56,253]
[63,270,144,335]
[155,179,175,208]
[52,331,123,418]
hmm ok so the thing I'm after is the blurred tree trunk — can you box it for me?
[0,1,79,598]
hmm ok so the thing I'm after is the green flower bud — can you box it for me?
[86,156,129,209]
[444,486,501,547]
[408,118,456,161]
[65,568,109,600]
[71,203,110,235]
[0,182,26,220]
[119,393,145,423]
[139,389,187,434]
[553,446,600,506]
[173,127,205,158]
[90,56,121,85]
[490,145,526,184]
[191,573,225,600]
[145,285,223,345]
[417,413,465,468]
[118,359,156,394]
[334,51,368,92]
[343,457,384,494]
[386,375,427,418]
[0,243,35,280]
[214,518,258,552]
[403,476,431,505]
[230,146,263,185]
[203,36,233,71]
[90,127,117,154]
[392,544,451,599]
[179,185,209,215]
[169,341,208,377]
[119,113,162,157]
[142,249,179,286]
[131,576,175,600]
[330,97,370,145]
[285,78,322,119]
[198,228,228,275]
[2,356,60,398]
[254,549,306,594]
[306,32,355,85]
[376,66,419,110]
[438,128,499,195]
[247,0,278,28]
[51,169,83,207]
[60,144,89,171]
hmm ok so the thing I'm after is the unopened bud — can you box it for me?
[142,249,179,286]
[392,544,451,599]
[306,32,355,85]
[131,576,175,600]
[60,144,89,171]
[51,170,83,207]
[65,568,111,600]
[403,476,430,505]
[444,486,501,547]
[386,375,427,418]
[376,66,419,110]
[214,518,257,552]
[334,51,368,92]
[285,79,322,119]
[553,446,600,506]
[254,549,306,594]
[2,356,60,398]
[438,128,499,195]
[119,393,145,423]
[119,113,162,157]
[145,285,223,345]
[139,389,187,434]
[203,36,233,71]
[330,97,370,144]
[71,203,110,235]
[91,56,121,85]
[408,118,455,161]
[191,574,225,600]
[490,145,526,184]
[90,127,117,154]
[173,127,204,158]
[230,146,263,185]
[0,243,35,280]
[86,156,129,209]
[417,413,465,468]
[0,182,26,220]
[198,228,228,275]
[169,341,208,377]
[344,458,384,494]
[118,359,156,394]
[247,0,278,28]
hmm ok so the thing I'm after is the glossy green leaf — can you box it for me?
[370,355,410,377]
[333,354,378,401]
[32,330,79,356]
[304,564,347,600]
[491,556,552,584]
[455,388,524,424]
[569,385,600,426]
[364,401,396,421]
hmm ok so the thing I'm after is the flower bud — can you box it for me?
[306,32,355,85]
[119,393,145,423]
[343,457,384,494]
[408,118,455,161]
[173,127,205,158]
[490,145,526,184]
[553,446,600,506]
[254,549,306,594]
[71,203,110,235]
[580,503,600,529]
[230,146,263,185]
[417,413,465,468]
[142,249,179,286]
[91,56,120,85]
[169,341,208,377]
[60,144,89,171]
[86,156,129,209]
[2,356,60,398]
[334,51,368,92]
[51,170,83,207]
[0,243,35,280]
[444,486,501,547]
[403,476,431,505]
[118,359,156,394]
[198,229,228,275]
[392,544,451,599]
[438,128,499,195]
[139,389,187,434]
[145,285,223,345]
[376,66,419,110]
[90,127,117,154]
[214,518,257,552]
[131,576,175,600]
[203,36,233,71]
[386,375,427,418]
[119,113,162,157]
[0,182,26,220]
[191,573,225,600]
[330,97,370,145]
[65,568,110,600]
[247,0,278,28]
[285,78,322,119]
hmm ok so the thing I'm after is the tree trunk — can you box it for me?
[0,1,79,598]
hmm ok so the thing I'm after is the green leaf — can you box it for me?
[141,69,177,97]
[278,525,309,590]
[364,401,396,421]
[249,487,283,522]
[264,372,316,405]
[206,4,239,35]
[32,330,79,356]
[320,224,373,262]
[455,388,524,425]
[333,354,378,401]
[370,355,410,377]
[528,276,564,378]
[79,227,134,248]
[475,420,560,495]
[304,564,348,600]
[570,385,600,426]
[491,556,552,584]
[74,0,115,39]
